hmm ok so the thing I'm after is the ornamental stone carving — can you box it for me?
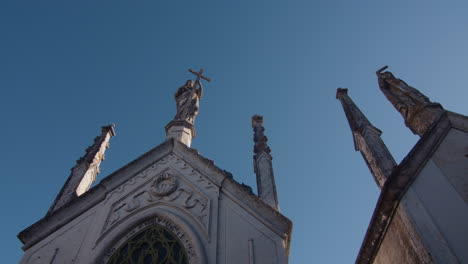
[150,172,178,197]
[376,66,444,136]
[100,168,211,240]
[100,216,200,264]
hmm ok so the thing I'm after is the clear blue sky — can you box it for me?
[1,0,467,263]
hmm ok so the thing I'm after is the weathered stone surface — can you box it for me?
[336,88,396,188]
[18,139,292,264]
[165,119,195,147]
[252,115,279,210]
[355,111,468,264]
[431,127,468,204]
[373,206,432,264]
[376,66,444,136]
[410,158,468,263]
[166,69,211,147]
[174,79,202,124]
[47,124,115,215]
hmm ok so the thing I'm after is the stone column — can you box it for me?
[47,124,116,215]
[252,115,279,210]
[336,89,396,188]
[165,120,195,147]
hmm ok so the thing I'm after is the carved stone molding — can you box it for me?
[100,168,210,240]
[100,216,199,264]
[150,172,178,197]
[105,153,218,203]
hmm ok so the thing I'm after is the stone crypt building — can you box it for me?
[18,66,467,264]
[337,66,468,264]
[17,70,292,264]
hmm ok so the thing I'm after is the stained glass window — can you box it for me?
[107,224,189,264]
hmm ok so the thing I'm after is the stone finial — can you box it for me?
[336,87,348,99]
[252,115,271,156]
[336,88,378,142]
[252,115,279,210]
[336,89,396,188]
[47,124,116,215]
[376,66,444,136]
[76,124,116,165]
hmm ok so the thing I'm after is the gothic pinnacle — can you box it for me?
[252,115,279,210]
[336,88,396,188]
[376,66,444,136]
[47,124,116,215]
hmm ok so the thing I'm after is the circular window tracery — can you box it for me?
[106,224,189,264]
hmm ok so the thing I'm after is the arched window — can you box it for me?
[107,224,189,264]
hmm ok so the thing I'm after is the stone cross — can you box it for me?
[189,68,211,85]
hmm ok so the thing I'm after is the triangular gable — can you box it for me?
[19,138,292,252]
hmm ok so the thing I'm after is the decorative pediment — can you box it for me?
[100,153,218,242]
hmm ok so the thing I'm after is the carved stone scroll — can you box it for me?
[101,168,210,238]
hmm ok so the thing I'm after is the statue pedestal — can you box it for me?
[165,120,196,147]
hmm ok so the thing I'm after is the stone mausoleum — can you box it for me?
[17,69,292,264]
[17,66,468,264]
[337,66,468,264]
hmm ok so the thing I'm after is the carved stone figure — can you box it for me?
[173,68,211,125]
[377,66,430,122]
[174,79,203,124]
[166,69,211,147]
[376,66,444,136]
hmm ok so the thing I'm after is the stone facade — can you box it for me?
[18,139,292,264]
[18,72,291,264]
[363,112,468,264]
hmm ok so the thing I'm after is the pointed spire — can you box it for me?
[376,66,444,136]
[252,115,279,210]
[47,124,116,215]
[336,89,396,188]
